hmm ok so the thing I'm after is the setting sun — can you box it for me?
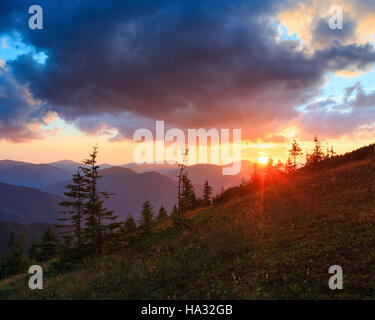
[257,156,269,165]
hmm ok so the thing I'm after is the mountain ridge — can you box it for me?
[0,182,62,224]
[45,166,177,221]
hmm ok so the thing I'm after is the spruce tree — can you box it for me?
[124,214,137,234]
[58,168,87,247]
[288,139,303,172]
[140,201,154,234]
[28,238,40,261]
[285,157,294,174]
[171,204,188,230]
[202,180,213,206]
[171,204,179,217]
[180,172,196,213]
[275,159,284,172]
[305,136,324,168]
[312,135,324,164]
[0,233,29,279]
[81,146,120,254]
[39,227,59,261]
[156,206,168,221]
[121,213,137,245]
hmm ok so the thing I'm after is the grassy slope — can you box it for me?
[1,158,375,299]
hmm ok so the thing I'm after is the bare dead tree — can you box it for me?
[177,147,189,213]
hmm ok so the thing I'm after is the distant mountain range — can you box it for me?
[47,160,173,173]
[166,161,254,195]
[122,162,177,174]
[46,166,178,222]
[0,159,254,224]
[47,160,82,172]
[0,182,62,224]
[49,160,113,172]
[121,161,254,195]
[0,160,71,190]
[0,160,30,170]
[0,160,115,190]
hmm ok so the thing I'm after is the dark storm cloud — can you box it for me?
[311,12,357,47]
[1,0,375,140]
[0,67,44,142]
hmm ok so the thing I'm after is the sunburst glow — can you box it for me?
[257,156,269,165]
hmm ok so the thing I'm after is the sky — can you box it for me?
[1,0,375,165]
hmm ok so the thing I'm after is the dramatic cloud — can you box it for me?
[1,0,375,142]
[300,82,375,138]
[0,64,46,142]
[311,12,357,48]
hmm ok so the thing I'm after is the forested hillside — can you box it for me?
[1,146,375,299]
